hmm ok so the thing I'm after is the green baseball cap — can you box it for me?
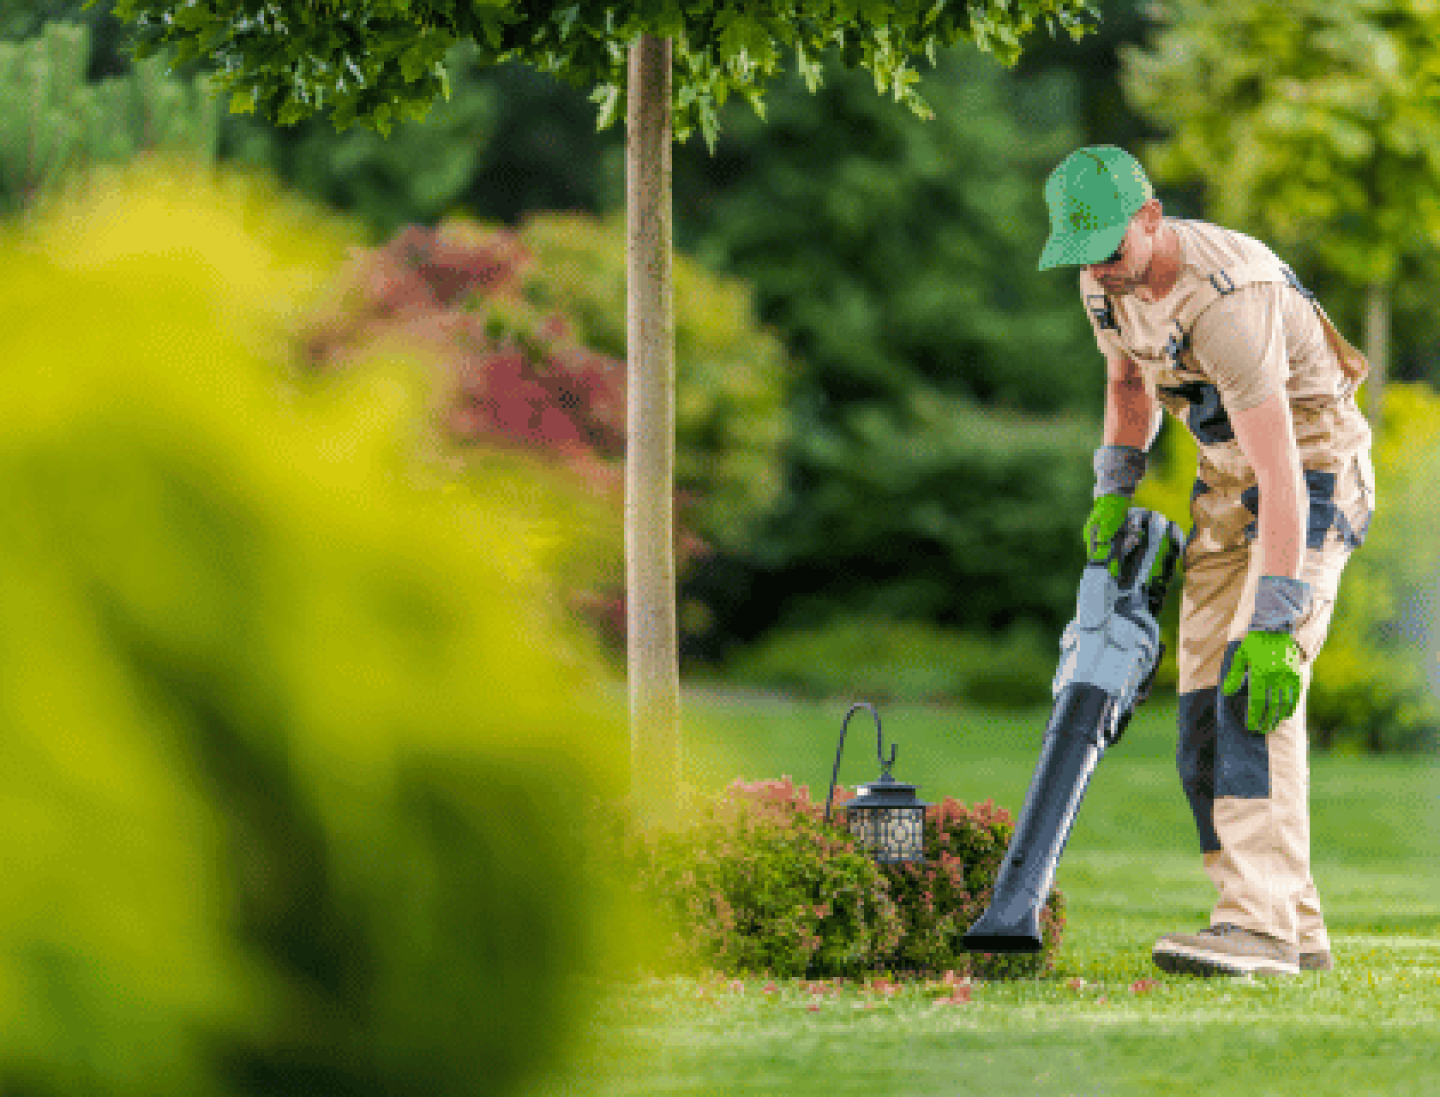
[1038,146,1154,271]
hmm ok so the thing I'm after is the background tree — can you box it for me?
[82,0,1101,825]
[1120,0,1440,423]
[0,8,516,242]
[668,51,1103,662]
[0,19,220,219]
[0,13,1130,672]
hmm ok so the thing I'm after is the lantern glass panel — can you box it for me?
[848,804,927,864]
[886,805,926,863]
[847,806,877,853]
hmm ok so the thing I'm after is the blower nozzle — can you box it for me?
[962,507,1183,955]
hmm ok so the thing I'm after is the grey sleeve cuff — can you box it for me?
[1249,575,1314,633]
[1094,445,1148,499]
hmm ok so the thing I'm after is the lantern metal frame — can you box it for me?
[823,702,931,864]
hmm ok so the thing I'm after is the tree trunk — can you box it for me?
[625,35,681,828]
[1364,283,1388,427]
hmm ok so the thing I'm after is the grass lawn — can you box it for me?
[536,684,1440,1096]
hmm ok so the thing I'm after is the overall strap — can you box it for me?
[1179,258,1369,397]
[1167,259,1299,356]
[1087,294,1120,332]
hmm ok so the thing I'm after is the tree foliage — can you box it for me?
[1122,0,1440,289]
[89,0,1101,150]
[675,48,1094,416]
[283,207,794,662]
[674,48,1103,655]
[0,18,222,221]
[1119,0,1440,412]
[516,209,793,550]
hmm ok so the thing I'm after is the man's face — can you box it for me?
[1086,214,1151,296]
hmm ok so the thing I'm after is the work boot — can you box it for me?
[1152,923,1300,977]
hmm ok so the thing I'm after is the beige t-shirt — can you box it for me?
[1188,282,1331,412]
[1080,218,1371,486]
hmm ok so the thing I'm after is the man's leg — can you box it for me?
[1169,463,1362,972]
[1287,658,1330,962]
[1208,580,1339,948]
[1291,451,1374,962]
[1162,540,1305,975]
[1173,540,1245,905]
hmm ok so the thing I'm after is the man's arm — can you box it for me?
[1228,390,1306,582]
[1103,348,1163,451]
[1188,286,1307,585]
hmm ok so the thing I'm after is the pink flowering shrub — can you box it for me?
[613,777,902,978]
[604,778,1065,981]
[877,797,1066,980]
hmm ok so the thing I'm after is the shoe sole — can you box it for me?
[1153,943,1299,978]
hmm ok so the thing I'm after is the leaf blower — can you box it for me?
[962,506,1185,953]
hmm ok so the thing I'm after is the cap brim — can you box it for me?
[1038,222,1130,271]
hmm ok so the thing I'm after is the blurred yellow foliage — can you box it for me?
[0,151,651,1094]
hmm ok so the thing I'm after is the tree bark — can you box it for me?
[1364,282,1388,427]
[625,35,681,828]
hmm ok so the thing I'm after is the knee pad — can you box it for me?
[1215,640,1272,799]
[1177,688,1221,853]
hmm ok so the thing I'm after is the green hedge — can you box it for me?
[717,614,1058,710]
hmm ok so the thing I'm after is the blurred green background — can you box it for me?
[0,0,1436,753]
[0,0,1436,1092]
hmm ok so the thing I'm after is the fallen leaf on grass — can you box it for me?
[1130,978,1160,995]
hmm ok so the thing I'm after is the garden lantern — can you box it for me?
[823,702,930,864]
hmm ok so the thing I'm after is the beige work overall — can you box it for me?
[1082,219,1377,950]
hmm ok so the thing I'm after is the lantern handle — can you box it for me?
[824,702,887,828]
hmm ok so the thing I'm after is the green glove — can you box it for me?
[1083,494,1130,578]
[1223,630,1304,734]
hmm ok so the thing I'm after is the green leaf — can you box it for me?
[591,82,621,131]
[903,88,935,122]
[700,97,719,155]
[555,5,580,41]
[741,84,766,121]
[400,45,427,82]
[227,88,258,117]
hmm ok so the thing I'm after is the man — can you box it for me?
[1038,145,1377,978]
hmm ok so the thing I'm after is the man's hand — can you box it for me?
[1223,630,1304,733]
[1083,494,1130,578]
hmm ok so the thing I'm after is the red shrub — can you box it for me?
[288,220,711,654]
